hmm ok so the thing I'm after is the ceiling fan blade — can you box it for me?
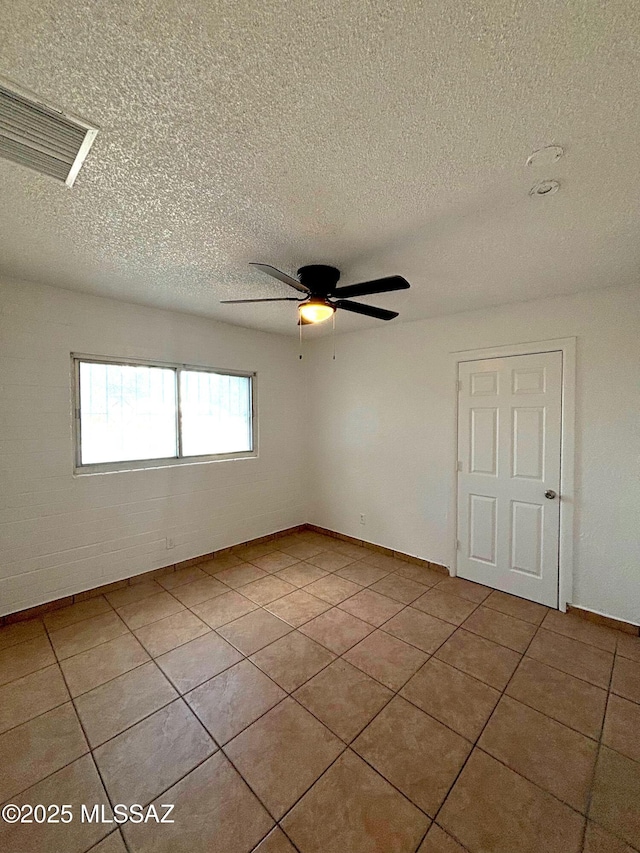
[331,275,409,299]
[335,300,399,321]
[220,297,302,304]
[249,263,310,293]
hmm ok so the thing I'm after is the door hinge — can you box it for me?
[456,539,461,550]
[457,461,462,472]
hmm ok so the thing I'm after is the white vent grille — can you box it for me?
[0,78,98,186]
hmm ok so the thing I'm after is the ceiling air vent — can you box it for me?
[0,77,98,186]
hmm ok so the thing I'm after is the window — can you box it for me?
[73,356,255,471]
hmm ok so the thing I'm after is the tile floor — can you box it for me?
[0,530,638,853]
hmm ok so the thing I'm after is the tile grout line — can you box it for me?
[426,618,574,850]
[40,616,131,853]
[2,541,637,851]
[579,636,636,853]
[182,570,452,837]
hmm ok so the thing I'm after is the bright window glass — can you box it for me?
[79,362,177,464]
[180,370,252,457]
[75,358,254,469]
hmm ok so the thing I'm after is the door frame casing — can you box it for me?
[449,337,576,612]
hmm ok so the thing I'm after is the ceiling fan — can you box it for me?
[221,264,410,324]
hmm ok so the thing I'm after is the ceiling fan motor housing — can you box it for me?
[297,265,340,295]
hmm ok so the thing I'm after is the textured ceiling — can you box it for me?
[1,0,639,335]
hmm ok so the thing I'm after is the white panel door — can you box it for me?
[457,351,562,607]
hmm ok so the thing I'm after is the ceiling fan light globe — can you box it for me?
[298,301,335,324]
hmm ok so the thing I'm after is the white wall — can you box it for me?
[0,278,306,616]
[305,284,640,626]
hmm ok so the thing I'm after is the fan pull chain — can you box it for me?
[332,312,336,360]
[299,318,303,360]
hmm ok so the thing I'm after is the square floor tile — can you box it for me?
[75,661,177,747]
[0,663,69,734]
[61,633,150,696]
[330,541,373,560]
[526,629,614,688]
[171,576,227,607]
[589,746,640,850]
[354,696,471,815]
[94,699,215,805]
[343,630,428,691]
[617,633,640,663]
[215,563,269,588]
[299,607,374,654]
[401,657,500,741]
[129,567,174,585]
[438,749,584,853]
[483,590,548,625]
[298,533,338,549]
[265,590,330,627]
[250,551,301,573]
[43,596,112,632]
[383,608,455,654]
[368,574,428,604]
[303,574,362,604]
[611,656,640,703]
[89,831,128,852]
[253,827,297,852]
[116,592,185,630]
[336,563,390,586]
[123,752,273,853]
[359,553,411,572]
[0,702,88,803]
[0,754,111,853]
[338,588,404,626]
[106,581,164,609]
[542,610,619,652]
[217,609,292,655]
[505,656,607,739]
[49,612,128,660]
[0,618,46,652]
[603,693,640,762]
[412,589,478,626]
[224,697,343,819]
[0,635,55,686]
[133,610,209,657]
[279,540,326,560]
[156,631,243,692]
[281,749,429,853]
[395,563,446,587]
[276,562,329,587]
[462,607,537,652]
[418,824,466,852]
[200,552,243,572]
[435,629,521,690]
[433,577,491,603]
[250,631,335,692]
[305,551,356,571]
[235,542,279,561]
[242,576,297,605]
[478,695,597,812]
[191,590,258,628]
[583,821,637,853]
[157,566,207,590]
[294,659,393,742]
[186,659,285,744]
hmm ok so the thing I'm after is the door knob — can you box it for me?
[545,490,557,500]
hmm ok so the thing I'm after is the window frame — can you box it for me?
[72,353,257,474]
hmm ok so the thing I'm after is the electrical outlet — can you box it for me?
[359,514,366,525]
[166,537,175,550]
